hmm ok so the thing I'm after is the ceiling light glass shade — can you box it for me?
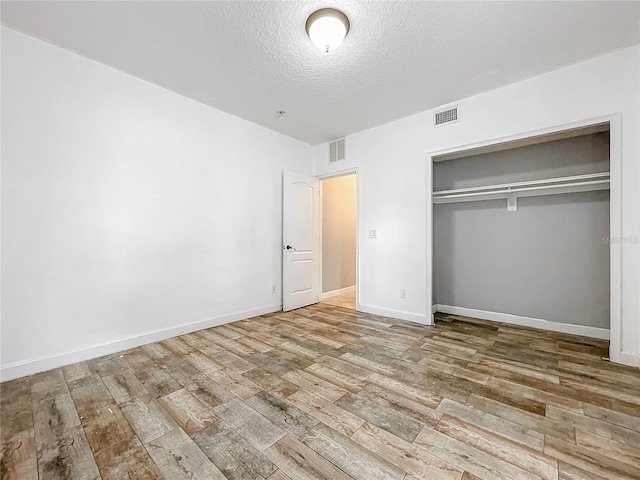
[306,8,350,53]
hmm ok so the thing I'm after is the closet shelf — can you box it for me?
[432,172,610,209]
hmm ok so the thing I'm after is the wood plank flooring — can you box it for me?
[2,304,639,479]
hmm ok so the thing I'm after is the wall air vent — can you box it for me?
[434,106,459,127]
[329,138,346,162]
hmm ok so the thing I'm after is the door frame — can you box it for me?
[425,114,624,364]
[317,167,360,312]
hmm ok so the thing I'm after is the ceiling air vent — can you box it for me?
[434,106,459,127]
[329,138,346,162]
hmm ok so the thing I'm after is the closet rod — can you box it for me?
[433,172,609,204]
[434,172,609,196]
[433,172,610,209]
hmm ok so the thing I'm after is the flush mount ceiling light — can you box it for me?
[305,8,350,53]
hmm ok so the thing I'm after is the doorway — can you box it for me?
[319,173,357,310]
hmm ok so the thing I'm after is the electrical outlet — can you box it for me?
[368,229,377,239]
[400,288,407,299]
[271,284,276,294]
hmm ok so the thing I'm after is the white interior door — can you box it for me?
[282,170,319,311]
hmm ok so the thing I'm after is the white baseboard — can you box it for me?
[436,304,609,340]
[321,285,356,300]
[619,351,640,368]
[0,304,282,382]
[358,304,427,325]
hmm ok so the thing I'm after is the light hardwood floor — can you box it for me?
[2,304,639,480]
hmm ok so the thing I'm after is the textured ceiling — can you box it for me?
[2,1,639,145]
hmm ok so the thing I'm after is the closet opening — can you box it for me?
[426,117,622,363]
[319,172,358,310]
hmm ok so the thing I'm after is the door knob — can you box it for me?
[284,245,297,251]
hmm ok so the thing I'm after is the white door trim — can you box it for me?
[425,114,624,363]
[316,168,360,312]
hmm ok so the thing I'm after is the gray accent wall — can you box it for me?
[434,132,610,190]
[433,133,610,328]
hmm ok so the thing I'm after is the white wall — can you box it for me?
[1,27,313,380]
[315,44,640,365]
[322,174,356,293]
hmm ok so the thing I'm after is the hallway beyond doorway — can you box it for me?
[320,286,356,310]
[321,172,357,312]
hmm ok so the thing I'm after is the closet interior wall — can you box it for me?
[433,132,611,330]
